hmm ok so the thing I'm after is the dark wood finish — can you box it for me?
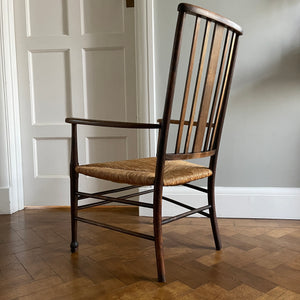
[126,0,134,8]
[183,183,208,193]
[210,33,237,150]
[1,208,300,299]
[76,191,154,208]
[176,17,201,153]
[77,185,139,201]
[119,188,154,199]
[193,24,224,153]
[165,149,215,160]
[65,3,242,283]
[162,196,210,217]
[65,117,161,129]
[77,200,111,210]
[158,119,215,127]
[208,175,221,250]
[162,205,211,224]
[153,6,188,282]
[70,124,79,253]
[75,216,154,241]
[203,30,231,151]
[178,3,243,34]
[184,20,211,154]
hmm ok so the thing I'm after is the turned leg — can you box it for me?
[70,170,79,253]
[70,124,79,253]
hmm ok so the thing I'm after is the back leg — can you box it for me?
[208,176,222,250]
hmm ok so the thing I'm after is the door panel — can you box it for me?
[29,50,71,124]
[14,0,137,205]
[82,0,124,34]
[26,0,68,37]
[83,48,126,120]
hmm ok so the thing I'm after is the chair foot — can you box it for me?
[158,274,166,283]
[155,241,166,283]
[70,241,78,253]
[208,177,222,251]
[210,217,222,251]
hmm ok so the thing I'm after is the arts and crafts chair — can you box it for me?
[66,3,242,282]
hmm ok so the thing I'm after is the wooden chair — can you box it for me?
[66,3,242,282]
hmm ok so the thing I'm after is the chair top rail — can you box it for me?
[178,3,243,35]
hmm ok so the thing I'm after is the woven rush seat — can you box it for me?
[76,157,213,186]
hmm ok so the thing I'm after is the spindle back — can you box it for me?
[158,3,242,162]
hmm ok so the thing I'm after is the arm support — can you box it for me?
[65,117,161,129]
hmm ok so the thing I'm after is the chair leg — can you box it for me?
[153,186,166,282]
[208,176,222,250]
[70,171,79,253]
[154,223,166,282]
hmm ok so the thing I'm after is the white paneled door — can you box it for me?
[14,0,138,205]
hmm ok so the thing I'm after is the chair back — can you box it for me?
[157,3,243,162]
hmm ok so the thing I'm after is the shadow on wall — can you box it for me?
[200,0,300,188]
[218,43,300,187]
[231,0,300,88]
[214,0,300,188]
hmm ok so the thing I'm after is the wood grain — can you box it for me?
[1,207,299,299]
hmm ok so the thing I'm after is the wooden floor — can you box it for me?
[0,207,300,299]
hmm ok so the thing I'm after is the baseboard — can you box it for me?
[139,186,300,220]
[0,187,10,214]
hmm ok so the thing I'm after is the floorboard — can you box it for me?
[0,207,299,299]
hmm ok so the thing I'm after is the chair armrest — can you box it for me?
[65,117,161,129]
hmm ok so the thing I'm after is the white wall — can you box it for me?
[150,0,300,218]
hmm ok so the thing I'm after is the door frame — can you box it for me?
[0,0,155,213]
[0,0,24,214]
[135,0,157,158]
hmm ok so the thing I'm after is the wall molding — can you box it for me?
[0,0,24,214]
[139,186,300,220]
[135,0,157,158]
[0,188,10,213]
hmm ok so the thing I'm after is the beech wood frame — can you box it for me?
[66,3,242,283]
